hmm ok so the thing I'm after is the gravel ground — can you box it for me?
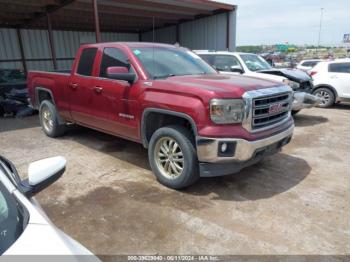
[0,105,349,255]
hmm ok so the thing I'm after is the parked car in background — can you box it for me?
[310,60,350,107]
[0,69,34,118]
[0,155,98,258]
[296,59,323,72]
[195,50,320,114]
[0,69,26,96]
[28,42,294,189]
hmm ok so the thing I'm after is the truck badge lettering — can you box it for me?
[119,113,134,120]
[269,103,283,114]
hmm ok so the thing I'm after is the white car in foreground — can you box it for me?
[310,60,350,107]
[195,50,321,114]
[0,155,99,260]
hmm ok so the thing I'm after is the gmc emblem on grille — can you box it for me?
[269,103,283,114]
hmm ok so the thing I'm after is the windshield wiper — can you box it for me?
[153,74,176,80]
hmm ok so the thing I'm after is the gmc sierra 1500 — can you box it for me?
[28,42,294,189]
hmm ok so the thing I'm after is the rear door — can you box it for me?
[88,46,139,140]
[328,62,350,98]
[68,47,98,125]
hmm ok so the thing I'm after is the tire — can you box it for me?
[148,125,199,189]
[0,96,4,117]
[292,110,300,115]
[39,100,66,137]
[312,87,335,108]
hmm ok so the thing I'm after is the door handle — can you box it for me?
[70,83,78,90]
[330,75,338,79]
[93,86,103,93]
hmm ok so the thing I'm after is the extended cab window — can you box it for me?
[99,48,131,78]
[329,63,350,73]
[77,48,98,76]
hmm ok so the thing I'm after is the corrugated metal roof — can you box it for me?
[0,0,235,33]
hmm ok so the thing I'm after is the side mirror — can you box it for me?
[106,66,136,84]
[230,66,244,74]
[22,156,66,198]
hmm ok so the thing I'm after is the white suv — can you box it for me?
[310,60,350,107]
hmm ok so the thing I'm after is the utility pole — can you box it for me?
[318,8,324,47]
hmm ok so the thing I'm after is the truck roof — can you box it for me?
[80,42,181,49]
[193,50,253,56]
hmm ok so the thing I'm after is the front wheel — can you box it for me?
[148,125,199,189]
[312,88,335,108]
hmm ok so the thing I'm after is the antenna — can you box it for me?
[152,16,155,79]
[152,16,155,42]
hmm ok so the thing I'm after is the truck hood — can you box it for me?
[258,68,312,83]
[156,74,282,99]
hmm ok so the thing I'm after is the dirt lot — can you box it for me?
[0,105,349,255]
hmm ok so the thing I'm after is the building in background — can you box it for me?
[0,0,237,72]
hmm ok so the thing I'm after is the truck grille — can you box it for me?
[252,93,291,130]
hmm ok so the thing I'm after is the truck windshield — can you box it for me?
[131,47,216,79]
[240,54,272,72]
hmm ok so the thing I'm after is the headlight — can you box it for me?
[283,79,300,90]
[210,99,245,124]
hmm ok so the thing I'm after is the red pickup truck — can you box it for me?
[28,42,294,189]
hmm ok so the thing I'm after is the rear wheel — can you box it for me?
[148,125,199,189]
[312,87,335,108]
[39,100,66,137]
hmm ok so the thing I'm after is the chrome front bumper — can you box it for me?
[292,92,321,111]
[196,125,294,163]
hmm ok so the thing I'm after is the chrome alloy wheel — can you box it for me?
[315,90,331,106]
[154,137,184,180]
[41,106,54,133]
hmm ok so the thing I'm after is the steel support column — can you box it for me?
[16,28,27,74]
[227,8,237,51]
[226,12,230,50]
[47,13,57,70]
[92,0,101,43]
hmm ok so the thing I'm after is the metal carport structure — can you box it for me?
[0,0,237,72]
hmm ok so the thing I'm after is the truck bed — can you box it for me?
[27,70,71,110]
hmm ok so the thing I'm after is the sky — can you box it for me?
[215,0,350,46]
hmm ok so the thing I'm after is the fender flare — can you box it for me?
[35,87,65,124]
[141,108,198,148]
[34,87,56,108]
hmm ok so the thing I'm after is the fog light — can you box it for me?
[221,143,228,152]
[218,141,236,157]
